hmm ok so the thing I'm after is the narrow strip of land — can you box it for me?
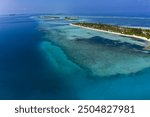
[70,23,150,42]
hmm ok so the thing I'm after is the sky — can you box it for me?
[0,0,150,16]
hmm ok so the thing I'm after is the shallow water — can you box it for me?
[38,17,150,76]
[0,15,150,99]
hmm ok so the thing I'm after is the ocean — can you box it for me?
[0,14,150,99]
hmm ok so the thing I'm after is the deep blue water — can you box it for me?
[0,15,150,100]
[0,15,43,99]
[0,15,81,99]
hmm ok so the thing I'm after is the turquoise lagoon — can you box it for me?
[0,15,150,99]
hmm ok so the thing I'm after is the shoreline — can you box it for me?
[70,23,150,43]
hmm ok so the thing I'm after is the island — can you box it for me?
[71,22,150,40]
[38,15,60,19]
[65,17,78,20]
